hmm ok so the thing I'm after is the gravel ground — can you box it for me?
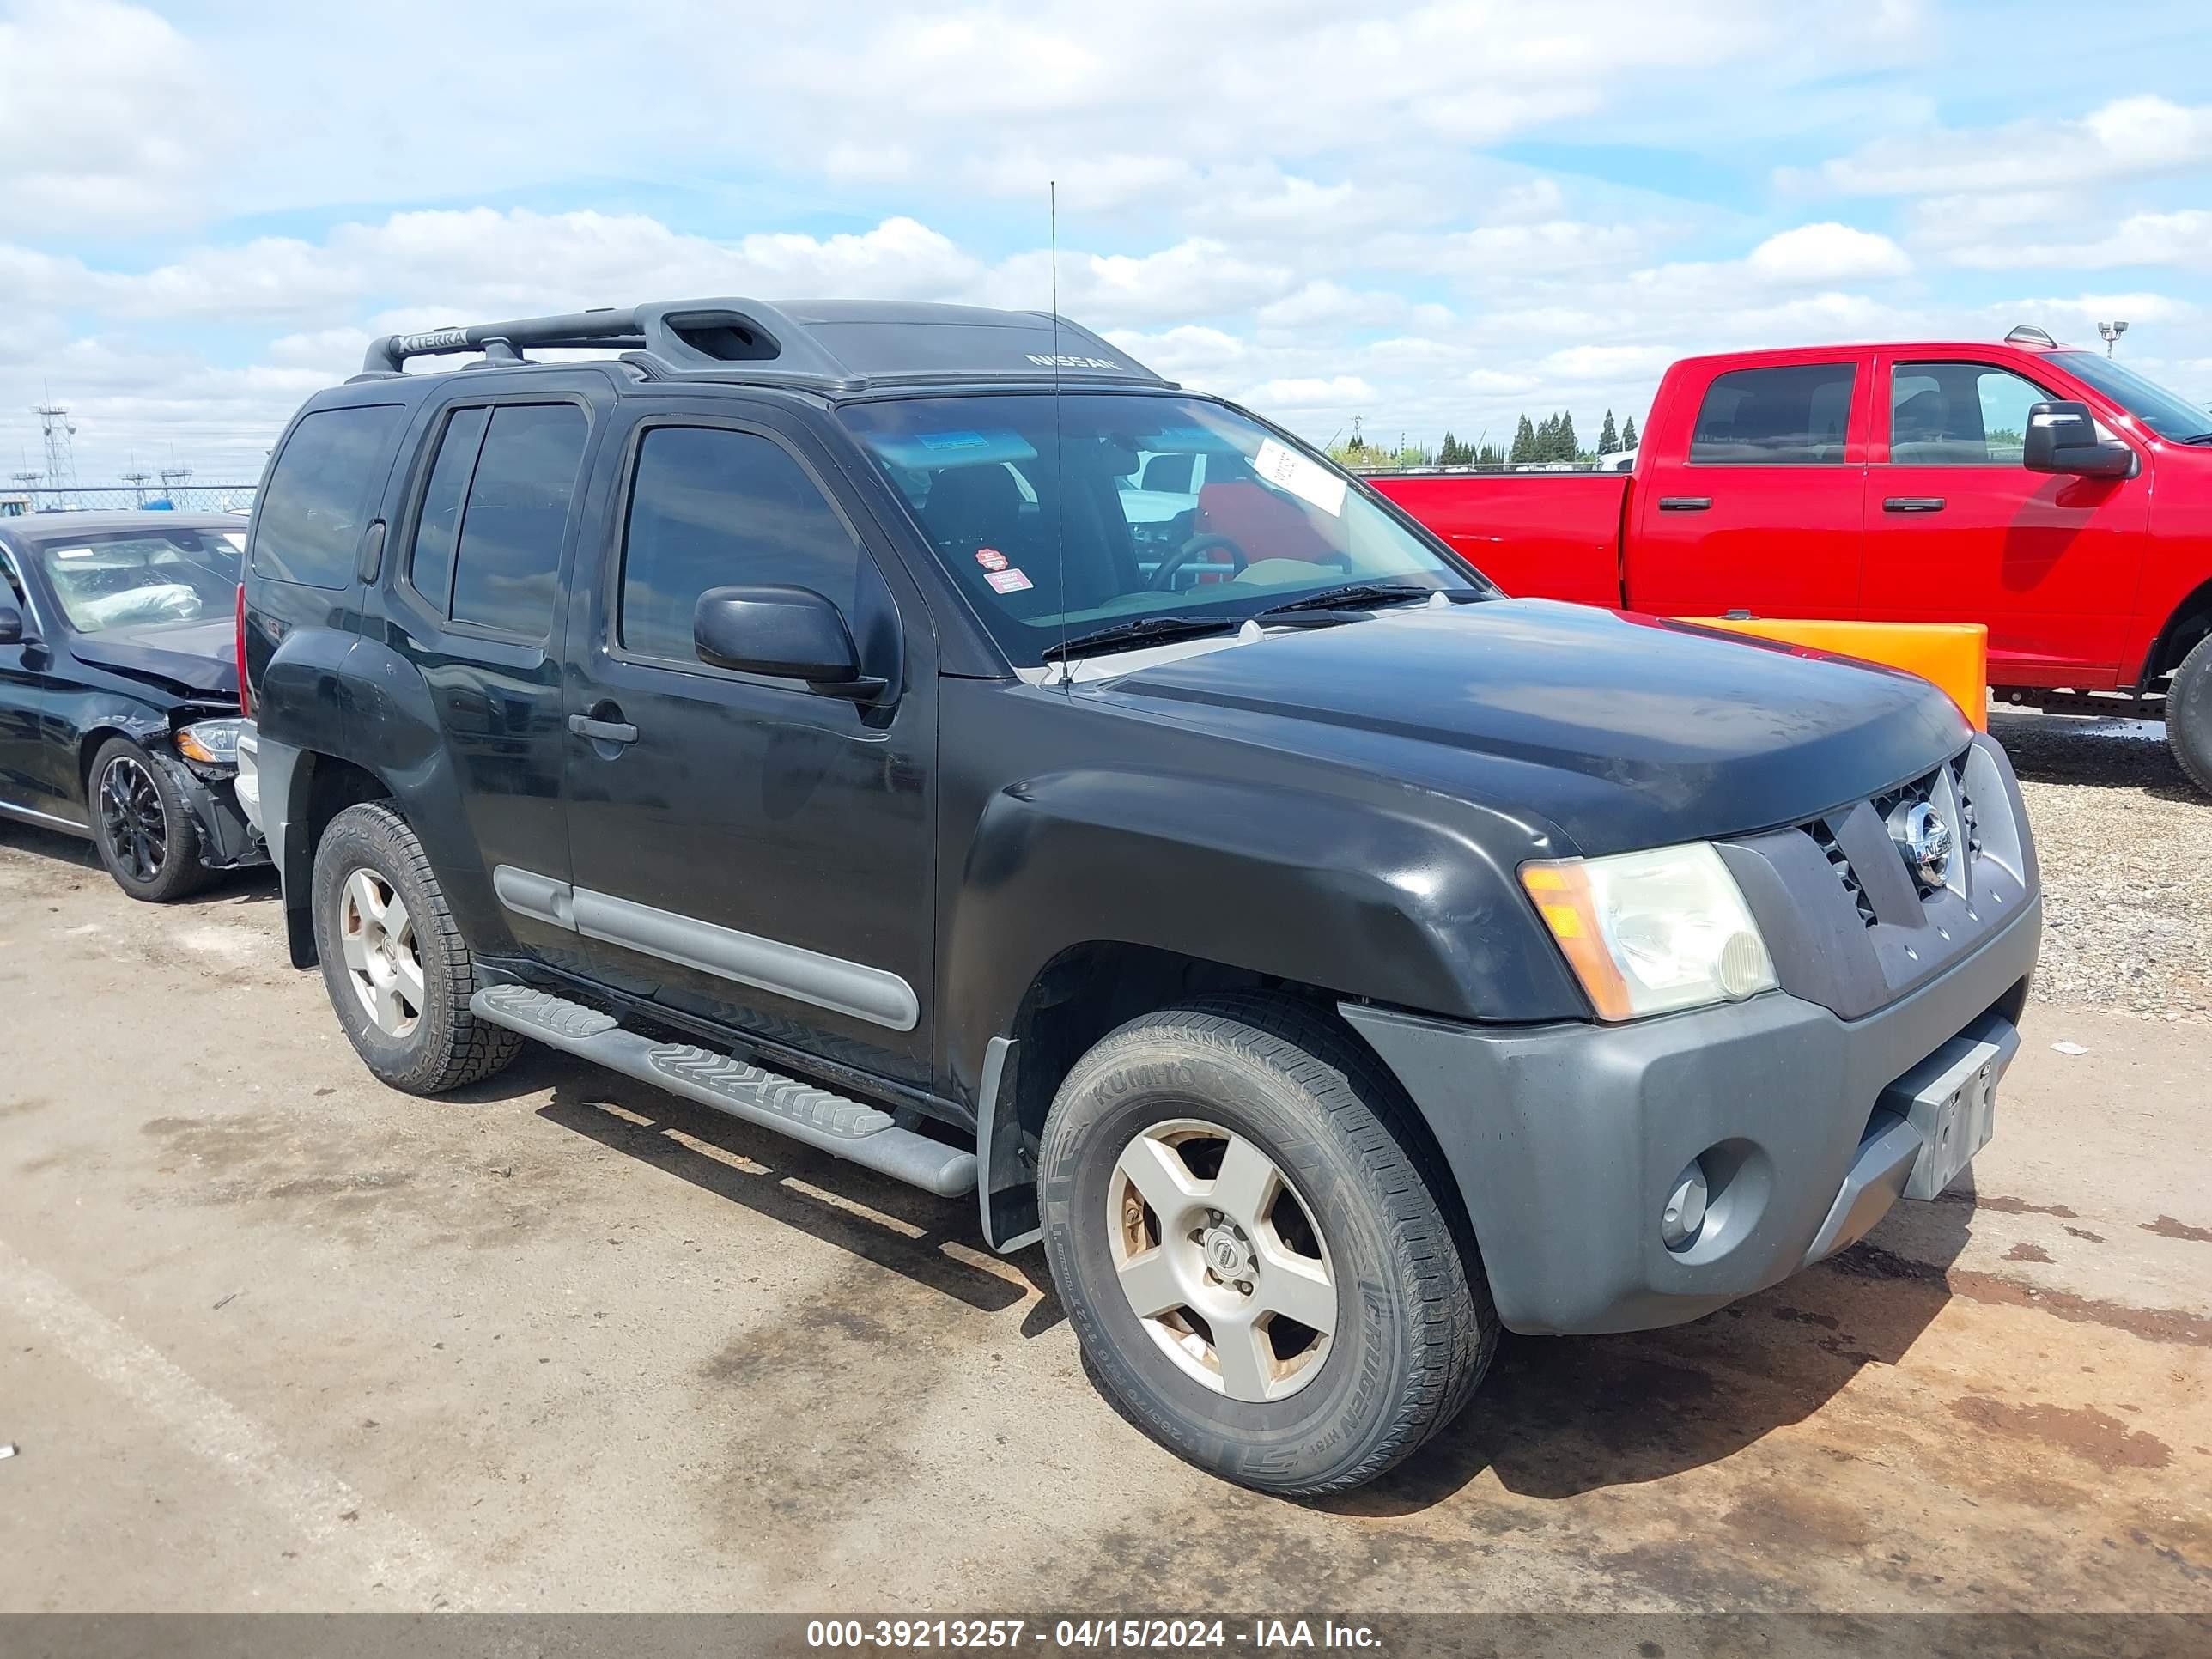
[1987,708,2211,1024]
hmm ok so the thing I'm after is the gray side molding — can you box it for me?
[492,865,920,1032]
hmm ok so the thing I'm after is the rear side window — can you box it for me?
[617,426,863,664]
[252,404,405,586]
[447,404,589,638]
[1689,364,1856,465]
[406,405,491,608]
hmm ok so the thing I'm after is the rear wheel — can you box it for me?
[2167,632,2212,797]
[88,737,210,902]
[311,801,520,1095]
[1038,994,1495,1496]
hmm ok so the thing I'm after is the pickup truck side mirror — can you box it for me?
[0,603,25,646]
[692,585,886,700]
[2023,400,2134,479]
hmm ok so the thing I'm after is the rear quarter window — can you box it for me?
[251,404,406,587]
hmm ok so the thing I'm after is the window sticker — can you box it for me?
[52,546,94,559]
[985,568,1034,594]
[975,547,1009,572]
[1253,438,1347,517]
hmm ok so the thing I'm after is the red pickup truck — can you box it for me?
[1370,329,2212,793]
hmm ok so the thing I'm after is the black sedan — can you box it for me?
[0,513,264,900]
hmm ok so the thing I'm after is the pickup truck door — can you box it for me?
[1862,355,2148,686]
[558,403,938,1086]
[1628,355,1870,620]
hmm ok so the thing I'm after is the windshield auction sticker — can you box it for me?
[1253,439,1347,517]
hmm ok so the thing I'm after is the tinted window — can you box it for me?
[408,405,490,609]
[1891,363,2048,465]
[252,404,405,586]
[619,427,863,663]
[1689,364,1856,465]
[448,404,587,636]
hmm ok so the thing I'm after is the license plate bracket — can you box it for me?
[1879,1015,2021,1200]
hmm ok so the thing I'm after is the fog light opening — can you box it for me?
[1662,1159,1710,1253]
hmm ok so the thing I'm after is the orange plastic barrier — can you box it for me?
[1680,617,1988,731]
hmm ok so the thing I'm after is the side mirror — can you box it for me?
[692,585,885,699]
[2023,400,2134,478]
[0,604,23,646]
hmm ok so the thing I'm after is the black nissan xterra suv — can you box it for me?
[242,299,2041,1495]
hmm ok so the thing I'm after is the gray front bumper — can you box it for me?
[1342,895,2041,1336]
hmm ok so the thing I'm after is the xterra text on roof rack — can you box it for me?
[240,298,2041,1494]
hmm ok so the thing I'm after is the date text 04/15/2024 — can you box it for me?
[804,1620,1382,1650]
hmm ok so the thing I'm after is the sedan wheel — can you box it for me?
[98,754,167,884]
[337,866,426,1039]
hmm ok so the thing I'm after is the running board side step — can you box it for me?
[471,986,976,1198]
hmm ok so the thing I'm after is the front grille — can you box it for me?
[1799,746,1972,927]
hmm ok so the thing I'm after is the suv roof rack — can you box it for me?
[2004,324,2058,348]
[356,297,1171,393]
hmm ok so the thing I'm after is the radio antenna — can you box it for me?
[1049,179,1069,680]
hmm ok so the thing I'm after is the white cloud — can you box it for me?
[1808,94,2212,198]
[1942,209,2212,271]
[0,0,234,228]
[1746,223,1911,283]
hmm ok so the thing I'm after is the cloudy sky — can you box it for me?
[4,0,2210,484]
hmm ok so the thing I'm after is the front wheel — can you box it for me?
[1038,994,1496,1496]
[311,801,520,1095]
[2167,632,2212,798]
[88,736,210,902]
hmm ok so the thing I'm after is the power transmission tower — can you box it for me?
[121,468,153,506]
[160,465,193,502]
[33,394,79,495]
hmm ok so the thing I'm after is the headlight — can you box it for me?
[1522,842,1776,1021]
[173,718,243,764]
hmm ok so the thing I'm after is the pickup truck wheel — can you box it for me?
[311,802,521,1095]
[88,737,210,902]
[1038,994,1495,1496]
[2168,632,2212,797]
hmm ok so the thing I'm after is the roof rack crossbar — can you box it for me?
[362,308,648,373]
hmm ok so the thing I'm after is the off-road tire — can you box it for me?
[88,736,211,902]
[1038,993,1496,1496]
[2167,632,2212,798]
[311,801,520,1095]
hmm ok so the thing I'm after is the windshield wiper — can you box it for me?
[1254,582,1442,621]
[2179,431,2212,445]
[1040,615,1241,662]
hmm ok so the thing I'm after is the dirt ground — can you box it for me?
[2,758,2209,1618]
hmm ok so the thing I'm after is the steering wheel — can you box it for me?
[1146,532,1251,592]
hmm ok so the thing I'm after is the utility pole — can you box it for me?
[33,391,79,495]
[2098,320,2129,357]
[160,465,193,503]
[120,468,152,506]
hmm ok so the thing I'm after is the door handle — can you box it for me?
[1657,496,1711,512]
[568,713,639,745]
[1882,496,1947,513]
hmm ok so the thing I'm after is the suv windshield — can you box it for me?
[32,527,243,633]
[841,394,1488,665]
[2050,350,2212,441]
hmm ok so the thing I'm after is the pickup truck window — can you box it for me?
[2050,350,2212,442]
[619,426,863,664]
[447,404,588,638]
[252,403,406,589]
[1890,363,2043,465]
[407,405,493,611]
[841,393,1481,667]
[1689,363,1855,465]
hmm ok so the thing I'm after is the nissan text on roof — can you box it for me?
[1373,326,2212,793]
[238,298,2041,1494]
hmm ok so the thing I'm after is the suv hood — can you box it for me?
[68,617,239,700]
[1099,599,1971,856]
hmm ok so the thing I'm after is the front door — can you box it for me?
[1629,356,1870,620]
[560,406,937,1085]
[1863,356,2149,686]
[0,544,76,830]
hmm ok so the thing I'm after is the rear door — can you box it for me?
[1629,356,1870,619]
[381,385,599,957]
[1863,354,2148,685]
[558,403,939,1085]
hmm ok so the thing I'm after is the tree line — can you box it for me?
[1331,409,1639,471]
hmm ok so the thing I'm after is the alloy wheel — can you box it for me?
[338,867,425,1038]
[1106,1119,1337,1402]
[98,756,167,884]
